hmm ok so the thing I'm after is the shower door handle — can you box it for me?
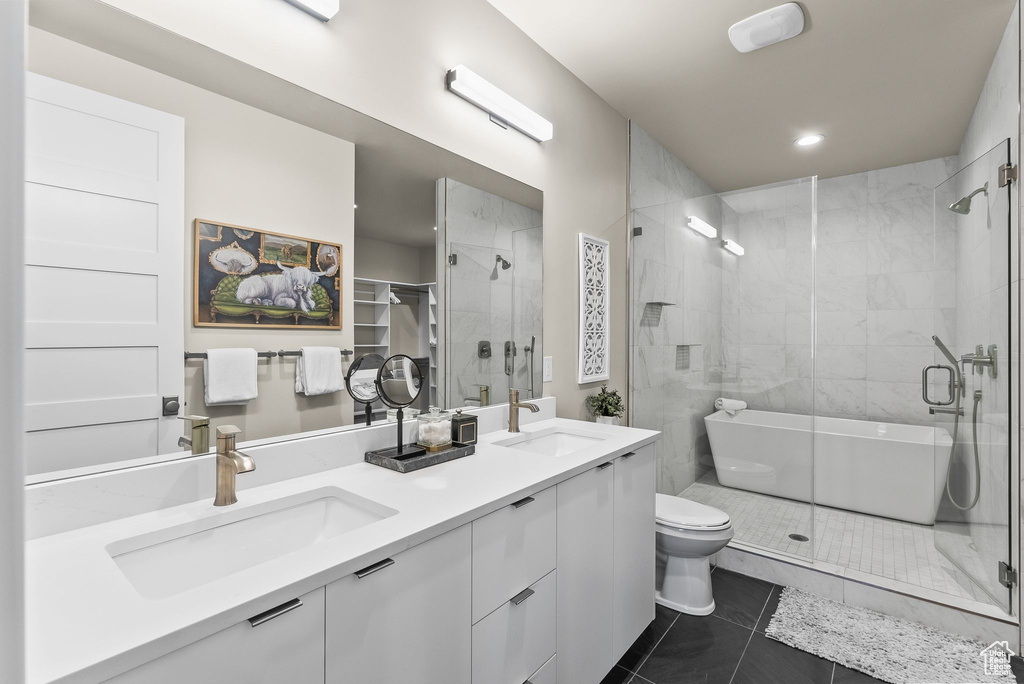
[922,364,956,406]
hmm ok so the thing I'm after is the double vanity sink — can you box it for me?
[106,426,609,602]
[26,413,659,684]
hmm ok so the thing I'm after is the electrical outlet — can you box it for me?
[543,356,553,382]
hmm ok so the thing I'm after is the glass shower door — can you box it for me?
[445,241,512,408]
[931,140,1013,612]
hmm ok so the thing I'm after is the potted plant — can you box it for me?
[586,386,624,425]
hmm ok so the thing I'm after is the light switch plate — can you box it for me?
[543,356,553,382]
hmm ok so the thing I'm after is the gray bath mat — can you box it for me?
[765,587,1016,683]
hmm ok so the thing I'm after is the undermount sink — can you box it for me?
[494,426,607,457]
[106,487,397,599]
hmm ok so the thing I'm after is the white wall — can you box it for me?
[0,2,25,681]
[84,0,631,421]
[354,236,428,284]
[28,29,357,442]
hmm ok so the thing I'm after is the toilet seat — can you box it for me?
[655,494,731,532]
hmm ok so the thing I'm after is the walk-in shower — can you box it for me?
[629,124,1015,616]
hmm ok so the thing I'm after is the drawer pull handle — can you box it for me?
[510,587,535,605]
[355,558,395,578]
[596,461,613,470]
[511,496,535,509]
[248,598,302,627]
[621,451,636,459]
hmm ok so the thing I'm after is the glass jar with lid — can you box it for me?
[416,406,453,452]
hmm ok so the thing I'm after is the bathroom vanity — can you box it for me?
[25,409,658,684]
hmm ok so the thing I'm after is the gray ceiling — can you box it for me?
[488,0,1018,191]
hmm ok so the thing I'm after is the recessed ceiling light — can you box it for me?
[795,134,824,147]
[433,226,438,231]
[353,204,358,209]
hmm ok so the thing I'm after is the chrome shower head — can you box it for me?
[949,182,988,215]
[496,254,511,270]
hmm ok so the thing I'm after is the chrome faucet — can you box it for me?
[507,388,540,433]
[214,425,255,506]
[177,414,210,455]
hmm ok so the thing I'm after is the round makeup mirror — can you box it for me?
[375,354,423,408]
[345,353,386,425]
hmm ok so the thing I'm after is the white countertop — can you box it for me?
[26,417,659,684]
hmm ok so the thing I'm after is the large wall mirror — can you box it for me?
[24,4,543,481]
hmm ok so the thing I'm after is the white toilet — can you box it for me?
[655,493,734,615]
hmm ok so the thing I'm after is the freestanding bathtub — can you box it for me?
[704,409,953,525]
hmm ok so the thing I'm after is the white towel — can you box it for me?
[295,346,344,396]
[715,398,747,416]
[204,348,258,406]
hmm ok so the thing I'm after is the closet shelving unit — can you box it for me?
[353,278,391,422]
[352,277,438,420]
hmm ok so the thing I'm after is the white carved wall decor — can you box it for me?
[578,233,610,383]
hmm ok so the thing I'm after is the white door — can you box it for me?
[24,74,184,475]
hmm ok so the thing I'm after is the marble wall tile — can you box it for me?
[817,240,868,277]
[866,345,934,384]
[817,205,871,244]
[815,346,867,381]
[865,381,925,424]
[868,196,935,238]
[815,378,868,418]
[817,275,868,312]
[866,271,935,310]
[817,311,868,346]
[817,174,869,212]
[866,233,936,275]
[866,309,934,346]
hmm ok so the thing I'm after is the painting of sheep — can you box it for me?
[193,219,341,330]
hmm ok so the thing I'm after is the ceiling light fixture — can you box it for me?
[282,0,339,21]
[433,226,438,231]
[722,239,745,256]
[795,134,824,147]
[729,3,805,53]
[446,65,553,142]
[687,216,718,239]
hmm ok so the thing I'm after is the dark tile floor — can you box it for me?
[599,566,1024,684]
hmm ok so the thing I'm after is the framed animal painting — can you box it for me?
[193,219,342,329]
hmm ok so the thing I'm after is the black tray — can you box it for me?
[365,442,476,473]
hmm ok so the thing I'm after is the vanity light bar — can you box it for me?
[687,216,718,239]
[722,239,745,256]
[282,0,339,21]
[446,65,553,142]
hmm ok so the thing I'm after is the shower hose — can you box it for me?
[943,376,982,511]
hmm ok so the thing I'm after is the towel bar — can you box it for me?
[184,351,278,360]
[278,349,354,357]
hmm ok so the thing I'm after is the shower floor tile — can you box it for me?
[681,472,989,605]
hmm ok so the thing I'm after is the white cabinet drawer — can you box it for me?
[526,654,556,684]
[106,587,325,684]
[472,570,556,684]
[472,485,556,623]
